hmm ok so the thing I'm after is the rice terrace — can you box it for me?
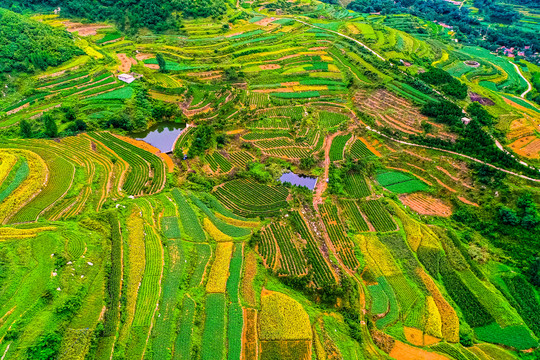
[1,0,540,359]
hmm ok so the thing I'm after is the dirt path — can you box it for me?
[313,131,342,206]
[512,62,533,98]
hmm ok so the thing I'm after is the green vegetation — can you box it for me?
[0,0,540,359]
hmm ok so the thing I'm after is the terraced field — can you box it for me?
[0,3,539,360]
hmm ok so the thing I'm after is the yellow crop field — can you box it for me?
[259,291,312,340]
[118,207,146,343]
[417,268,459,342]
[206,242,233,293]
[214,212,259,228]
[0,152,17,183]
[203,217,233,242]
[0,226,56,240]
[0,150,47,224]
[424,296,442,338]
[356,233,400,276]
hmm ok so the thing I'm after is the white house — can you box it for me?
[118,74,135,84]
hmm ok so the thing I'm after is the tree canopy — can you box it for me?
[0,8,82,73]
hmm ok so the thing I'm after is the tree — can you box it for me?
[498,206,519,226]
[19,119,32,138]
[42,114,58,138]
[156,52,167,73]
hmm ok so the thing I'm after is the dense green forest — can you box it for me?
[347,0,540,53]
[0,0,228,31]
[0,8,81,73]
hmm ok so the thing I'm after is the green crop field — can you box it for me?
[1,2,539,359]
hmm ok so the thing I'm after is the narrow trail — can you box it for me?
[313,132,342,206]
[512,62,533,98]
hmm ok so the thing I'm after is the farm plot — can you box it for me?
[8,152,74,224]
[228,303,243,360]
[89,132,166,195]
[259,223,307,276]
[354,89,427,136]
[399,193,451,217]
[359,200,397,232]
[259,225,278,270]
[344,173,370,198]
[289,211,336,286]
[152,240,186,360]
[376,171,430,194]
[173,295,196,360]
[226,243,243,303]
[206,242,234,293]
[127,225,163,358]
[172,189,206,242]
[213,179,289,218]
[228,151,255,168]
[349,138,380,158]
[329,134,352,162]
[189,243,212,287]
[205,152,232,173]
[0,150,47,224]
[319,110,349,128]
[319,204,360,271]
[202,293,227,360]
[259,291,312,359]
[189,193,253,238]
[339,199,370,232]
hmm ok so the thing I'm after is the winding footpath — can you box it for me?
[512,62,533,98]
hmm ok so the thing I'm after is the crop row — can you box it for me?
[349,139,378,158]
[329,134,351,162]
[189,193,253,238]
[172,189,206,242]
[339,199,370,232]
[319,110,349,128]
[344,173,370,198]
[289,211,336,287]
[213,179,289,217]
[259,226,278,269]
[132,225,162,327]
[206,152,232,173]
[319,204,359,271]
[202,293,227,360]
[228,151,254,168]
[360,200,397,232]
[271,223,307,276]
[90,132,165,195]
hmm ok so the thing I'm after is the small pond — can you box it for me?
[129,122,185,153]
[279,172,318,190]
